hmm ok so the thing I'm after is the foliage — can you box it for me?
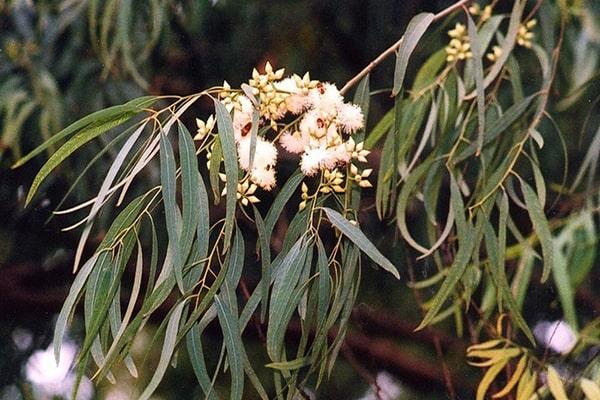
[8,0,600,399]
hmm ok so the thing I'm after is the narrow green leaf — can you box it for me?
[139,300,187,400]
[13,96,156,169]
[353,75,370,143]
[365,108,393,149]
[253,208,271,322]
[521,180,554,282]
[267,238,306,360]
[552,242,578,330]
[375,129,396,218]
[412,48,446,95]
[392,13,435,96]
[264,170,303,237]
[215,295,244,400]
[186,321,219,400]
[265,357,309,371]
[467,14,486,155]
[396,158,435,253]
[160,131,184,293]
[323,207,399,279]
[53,254,99,363]
[454,95,535,163]
[449,174,467,238]
[72,121,146,273]
[483,216,534,344]
[178,121,201,284]
[214,100,238,249]
[26,115,132,205]
[209,137,223,203]
[417,226,476,330]
[316,238,331,324]
[468,0,525,98]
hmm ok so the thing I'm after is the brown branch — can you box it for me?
[339,0,473,95]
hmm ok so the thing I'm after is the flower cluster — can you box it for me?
[445,23,473,63]
[195,63,371,207]
[486,45,502,62]
[517,19,536,48]
[468,3,492,23]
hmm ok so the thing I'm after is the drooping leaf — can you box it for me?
[53,254,99,363]
[323,208,399,279]
[215,295,245,400]
[160,130,184,293]
[214,99,238,249]
[521,180,554,283]
[392,13,435,96]
[139,300,188,400]
[547,366,569,400]
[13,96,156,170]
[178,121,202,286]
[580,378,600,400]
[467,14,486,155]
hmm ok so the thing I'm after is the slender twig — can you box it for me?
[340,344,383,400]
[406,254,458,400]
[340,0,473,95]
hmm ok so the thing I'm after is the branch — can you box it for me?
[340,0,472,95]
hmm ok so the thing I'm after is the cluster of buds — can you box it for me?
[220,175,260,206]
[468,3,492,23]
[486,45,502,62]
[320,169,345,194]
[445,23,472,63]
[299,182,312,211]
[517,19,536,48]
[247,62,289,126]
[349,164,373,188]
[195,63,371,207]
[194,115,215,141]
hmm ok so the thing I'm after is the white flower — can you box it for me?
[279,131,307,154]
[232,95,254,142]
[336,103,364,133]
[308,83,343,118]
[330,143,351,165]
[25,341,94,400]
[300,146,340,176]
[276,77,310,114]
[357,371,403,400]
[533,320,577,355]
[237,137,278,171]
[301,147,329,176]
[299,110,328,141]
[287,94,310,115]
[274,77,299,94]
[250,167,277,191]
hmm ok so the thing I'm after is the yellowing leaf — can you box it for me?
[580,379,600,400]
[516,369,537,400]
[493,355,528,398]
[467,339,503,353]
[477,357,511,400]
[547,366,568,400]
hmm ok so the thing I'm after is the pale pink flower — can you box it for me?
[237,137,277,171]
[336,102,364,133]
[279,131,306,154]
[250,167,277,191]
